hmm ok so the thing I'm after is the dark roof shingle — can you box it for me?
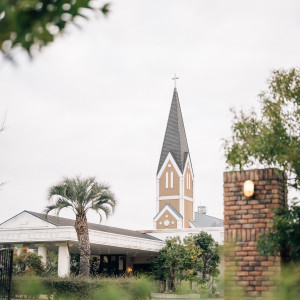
[26,211,160,241]
[157,88,190,174]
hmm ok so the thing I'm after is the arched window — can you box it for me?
[166,172,168,188]
[186,173,188,189]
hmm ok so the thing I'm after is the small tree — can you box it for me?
[224,68,300,190]
[13,247,44,276]
[257,199,300,265]
[193,232,220,284]
[152,237,185,290]
[182,236,203,288]
[153,233,220,293]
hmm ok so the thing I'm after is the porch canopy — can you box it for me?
[0,211,164,277]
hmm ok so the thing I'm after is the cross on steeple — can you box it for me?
[172,73,179,88]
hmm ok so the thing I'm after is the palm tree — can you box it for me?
[45,176,116,277]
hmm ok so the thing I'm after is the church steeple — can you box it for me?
[154,86,195,230]
[157,88,189,174]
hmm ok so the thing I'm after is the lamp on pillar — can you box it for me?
[243,180,255,197]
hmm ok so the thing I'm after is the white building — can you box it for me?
[0,86,224,277]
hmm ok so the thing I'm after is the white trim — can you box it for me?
[157,153,182,179]
[177,219,183,229]
[180,177,184,219]
[0,226,164,252]
[153,221,157,230]
[183,154,194,178]
[159,195,180,200]
[153,206,182,222]
[156,180,159,214]
[0,211,56,229]
[183,196,193,202]
[170,172,173,188]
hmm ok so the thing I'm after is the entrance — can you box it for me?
[98,255,126,276]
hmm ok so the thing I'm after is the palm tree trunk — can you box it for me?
[75,214,90,277]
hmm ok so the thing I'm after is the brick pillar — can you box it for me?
[224,168,286,298]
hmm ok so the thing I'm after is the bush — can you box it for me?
[12,276,154,299]
[13,247,44,276]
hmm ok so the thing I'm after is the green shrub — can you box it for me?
[11,276,154,299]
[13,247,44,276]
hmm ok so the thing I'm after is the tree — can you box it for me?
[224,68,300,190]
[182,236,203,288]
[152,237,185,291]
[13,247,44,275]
[193,232,220,284]
[152,233,220,293]
[257,199,300,265]
[0,0,110,60]
[45,175,116,277]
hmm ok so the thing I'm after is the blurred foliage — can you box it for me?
[224,68,300,190]
[224,263,300,300]
[45,251,58,276]
[0,0,110,59]
[257,199,300,264]
[152,233,220,294]
[13,247,44,276]
[12,275,153,299]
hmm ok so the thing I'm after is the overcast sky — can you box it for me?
[1,0,299,230]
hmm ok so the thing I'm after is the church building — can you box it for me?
[0,80,224,277]
[145,83,223,243]
[153,87,195,230]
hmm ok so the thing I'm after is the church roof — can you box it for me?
[157,88,190,174]
[190,212,223,228]
[24,211,160,241]
[153,204,183,220]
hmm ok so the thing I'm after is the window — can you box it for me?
[188,173,191,189]
[186,173,188,189]
[170,172,173,188]
[166,172,168,188]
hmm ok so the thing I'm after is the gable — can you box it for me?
[159,160,180,196]
[0,211,56,229]
[153,204,182,222]
[157,152,182,179]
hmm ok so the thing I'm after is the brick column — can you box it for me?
[224,168,286,298]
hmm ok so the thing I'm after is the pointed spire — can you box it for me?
[157,88,189,174]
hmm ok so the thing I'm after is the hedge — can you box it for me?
[12,276,154,299]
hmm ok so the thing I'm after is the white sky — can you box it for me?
[1,0,299,230]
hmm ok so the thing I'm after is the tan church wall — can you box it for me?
[159,160,180,196]
[156,211,177,229]
[159,199,180,212]
[184,165,193,198]
[184,200,193,228]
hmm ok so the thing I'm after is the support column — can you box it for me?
[224,168,286,298]
[37,244,47,265]
[56,243,70,277]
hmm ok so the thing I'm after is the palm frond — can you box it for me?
[45,197,74,216]
[46,175,116,221]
